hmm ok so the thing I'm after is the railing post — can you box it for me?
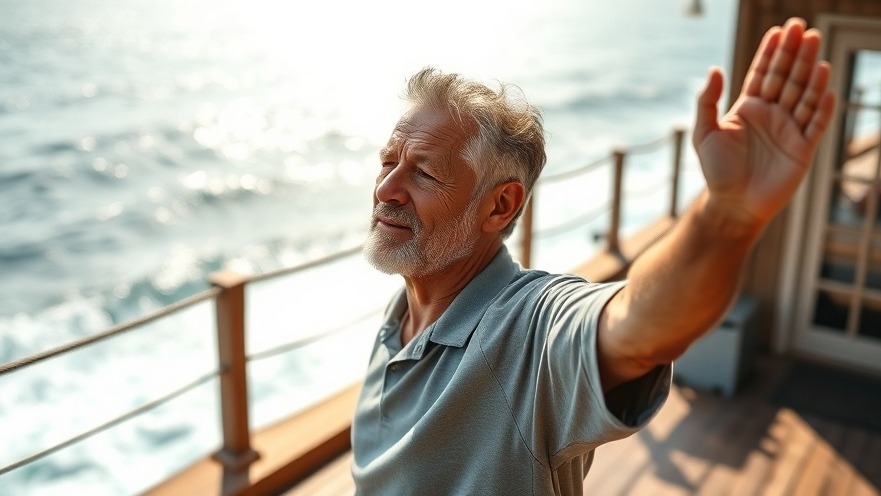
[209,271,259,493]
[608,149,625,255]
[670,127,686,218]
[520,194,534,268]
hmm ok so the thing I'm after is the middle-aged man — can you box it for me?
[354,18,836,495]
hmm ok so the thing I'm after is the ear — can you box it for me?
[481,181,526,234]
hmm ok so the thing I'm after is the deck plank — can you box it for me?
[283,452,353,496]
[763,407,818,496]
[791,416,838,496]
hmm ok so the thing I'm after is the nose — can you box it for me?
[374,166,410,205]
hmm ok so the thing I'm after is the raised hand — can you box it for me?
[692,18,837,228]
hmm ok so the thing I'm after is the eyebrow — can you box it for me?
[378,146,393,160]
[379,134,404,160]
[379,143,450,169]
[378,132,459,180]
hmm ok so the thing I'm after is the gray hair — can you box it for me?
[404,67,546,238]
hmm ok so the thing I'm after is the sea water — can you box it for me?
[0,0,736,493]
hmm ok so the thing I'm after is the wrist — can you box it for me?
[691,190,766,243]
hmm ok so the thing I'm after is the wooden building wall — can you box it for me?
[731,0,881,349]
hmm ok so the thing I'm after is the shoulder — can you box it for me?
[475,271,623,346]
[493,270,623,317]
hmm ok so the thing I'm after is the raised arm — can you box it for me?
[596,18,837,392]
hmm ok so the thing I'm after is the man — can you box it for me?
[354,18,836,495]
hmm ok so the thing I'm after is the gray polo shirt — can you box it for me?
[352,246,670,495]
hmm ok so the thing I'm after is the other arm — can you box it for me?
[597,18,837,392]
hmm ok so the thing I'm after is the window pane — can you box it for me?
[842,50,881,227]
[858,297,881,341]
[813,289,852,332]
[847,50,881,135]
[820,227,860,284]
[828,178,872,227]
[868,235,881,291]
[852,50,881,95]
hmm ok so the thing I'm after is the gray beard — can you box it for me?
[364,202,480,277]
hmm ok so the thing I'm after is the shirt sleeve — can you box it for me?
[536,277,671,466]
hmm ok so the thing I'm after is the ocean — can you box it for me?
[0,0,736,493]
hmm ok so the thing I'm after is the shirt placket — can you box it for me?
[380,330,432,425]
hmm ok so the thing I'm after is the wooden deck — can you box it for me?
[284,355,881,495]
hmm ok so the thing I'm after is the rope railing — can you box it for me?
[623,174,675,200]
[540,155,611,183]
[619,133,672,155]
[538,134,671,185]
[533,203,610,239]
[0,245,374,486]
[249,244,363,284]
[0,287,222,377]
[0,369,219,477]
[519,126,686,267]
[247,307,385,362]
[1,125,691,494]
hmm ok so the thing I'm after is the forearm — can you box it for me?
[597,19,834,393]
[604,190,763,368]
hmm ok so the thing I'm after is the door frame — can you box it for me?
[777,14,881,372]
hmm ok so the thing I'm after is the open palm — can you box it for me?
[693,19,836,226]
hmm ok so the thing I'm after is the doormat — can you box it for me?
[772,360,881,433]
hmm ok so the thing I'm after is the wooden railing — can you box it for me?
[0,126,690,495]
[0,246,370,494]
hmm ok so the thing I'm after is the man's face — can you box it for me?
[364,105,482,277]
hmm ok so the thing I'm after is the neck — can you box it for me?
[399,239,502,346]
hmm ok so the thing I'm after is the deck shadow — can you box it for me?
[592,356,881,494]
[771,359,881,433]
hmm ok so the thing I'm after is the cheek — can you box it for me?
[430,194,470,229]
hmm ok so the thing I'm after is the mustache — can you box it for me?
[373,203,421,230]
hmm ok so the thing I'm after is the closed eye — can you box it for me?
[417,168,437,181]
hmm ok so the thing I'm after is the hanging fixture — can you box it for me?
[686,0,704,17]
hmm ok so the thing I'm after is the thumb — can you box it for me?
[693,67,724,147]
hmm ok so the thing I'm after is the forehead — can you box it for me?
[385,106,473,155]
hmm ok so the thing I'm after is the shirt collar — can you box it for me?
[427,245,521,348]
[378,287,408,348]
[377,245,521,349]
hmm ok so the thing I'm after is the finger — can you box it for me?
[743,26,783,97]
[761,18,807,102]
[778,29,822,112]
[794,61,832,132]
[804,89,837,145]
[804,89,837,147]
[694,67,724,146]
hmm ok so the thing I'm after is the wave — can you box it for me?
[0,222,365,362]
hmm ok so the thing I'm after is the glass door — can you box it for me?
[795,19,881,372]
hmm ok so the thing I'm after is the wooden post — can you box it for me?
[520,195,534,268]
[209,271,259,493]
[608,149,625,255]
[670,127,686,218]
